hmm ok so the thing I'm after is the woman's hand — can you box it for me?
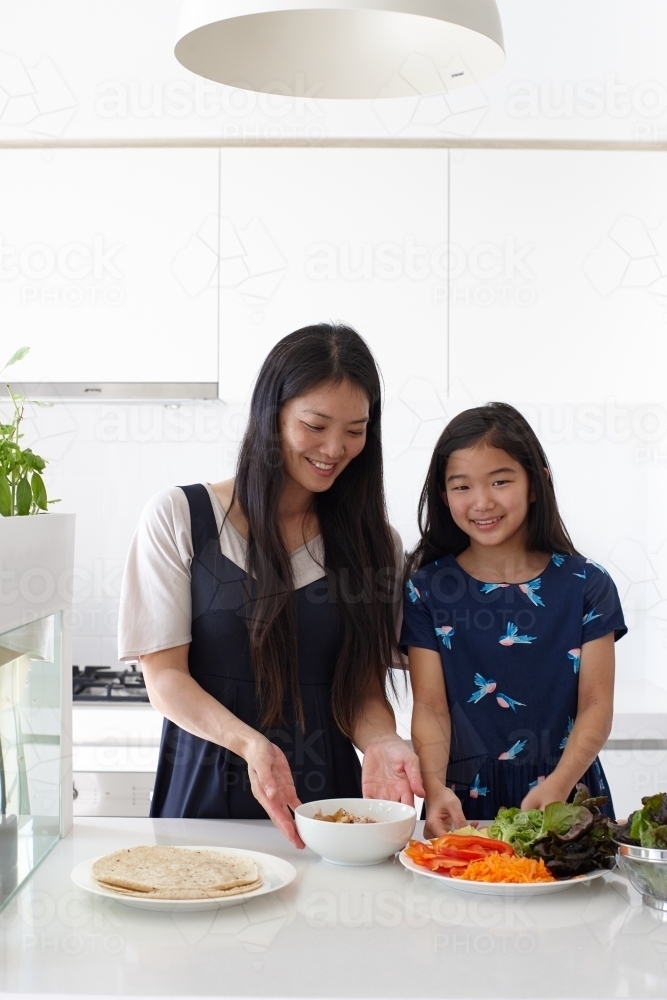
[361,735,425,805]
[423,783,467,838]
[520,774,571,812]
[243,735,305,849]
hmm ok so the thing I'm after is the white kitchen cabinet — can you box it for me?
[448,149,667,402]
[216,147,449,404]
[0,148,219,385]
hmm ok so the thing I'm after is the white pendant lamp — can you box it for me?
[174,0,505,100]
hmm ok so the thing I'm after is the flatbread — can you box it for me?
[91,846,261,898]
[95,877,264,899]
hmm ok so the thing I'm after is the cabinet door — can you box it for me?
[0,148,219,383]
[215,148,449,403]
[448,149,667,402]
[450,150,667,403]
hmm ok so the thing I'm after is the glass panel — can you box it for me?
[0,613,61,912]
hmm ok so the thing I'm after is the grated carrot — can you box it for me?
[452,853,556,883]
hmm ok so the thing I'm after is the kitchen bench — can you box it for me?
[1,817,666,999]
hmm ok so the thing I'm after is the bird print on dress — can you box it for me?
[559,717,574,749]
[407,580,420,604]
[468,673,497,704]
[573,570,587,579]
[470,773,489,798]
[593,758,606,790]
[519,577,545,607]
[499,739,528,760]
[586,558,608,575]
[551,553,565,567]
[567,648,581,673]
[528,775,546,789]
[435,625,455,649]
[582,608,602,626]
[499,622,537,646]
[480,582,510,594]
[496,692,527,712]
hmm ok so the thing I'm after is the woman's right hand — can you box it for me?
[244,735,305,849]
[423,783,467,838]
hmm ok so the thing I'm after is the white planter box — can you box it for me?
[0,513,75,837]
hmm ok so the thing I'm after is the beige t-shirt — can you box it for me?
[118,483,404,662]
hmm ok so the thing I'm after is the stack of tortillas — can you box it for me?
[91,846,262,899]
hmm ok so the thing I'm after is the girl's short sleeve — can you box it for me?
[400,575,439,653]
[117,488,194,660]
[582,562,627,644]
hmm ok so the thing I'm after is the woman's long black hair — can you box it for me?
[234,323,398,738]
[407,402,579,576]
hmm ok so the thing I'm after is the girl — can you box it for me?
[119,324,422,848]
[401,402,625,834]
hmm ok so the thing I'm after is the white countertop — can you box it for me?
[1,818,667,999]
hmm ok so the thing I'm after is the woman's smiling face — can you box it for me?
[443,442,534,547]
[279,379,370,493]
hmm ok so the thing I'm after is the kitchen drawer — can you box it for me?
[73,771,155,818]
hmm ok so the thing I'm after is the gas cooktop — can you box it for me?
[72,665,149,703]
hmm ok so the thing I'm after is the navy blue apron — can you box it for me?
[150,484,362,818]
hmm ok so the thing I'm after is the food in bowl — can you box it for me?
[295,798,416,866]
[313,808,377,824]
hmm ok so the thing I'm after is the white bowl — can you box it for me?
[295,798,417,866]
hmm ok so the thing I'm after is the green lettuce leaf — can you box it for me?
[540,802,593,840]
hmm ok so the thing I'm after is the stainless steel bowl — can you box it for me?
[616,841,667,911]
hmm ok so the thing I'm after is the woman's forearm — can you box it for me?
[412,700,452,791]
[141,650,259,758]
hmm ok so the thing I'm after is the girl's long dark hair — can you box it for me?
[234,323,398,738]
[407,402,579,576]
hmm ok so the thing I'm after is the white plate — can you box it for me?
[399,849,608,895]
[71,846,297,912]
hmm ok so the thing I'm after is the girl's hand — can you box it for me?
[423,783,467,837]
[244,735,305,849]
[361,735,425,805]
[520,774,571,812]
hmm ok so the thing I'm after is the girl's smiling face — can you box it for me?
[443,443,534,548]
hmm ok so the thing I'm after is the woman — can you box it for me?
[118,323,423,847]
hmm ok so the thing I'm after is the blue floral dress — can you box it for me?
[400,553,626,820]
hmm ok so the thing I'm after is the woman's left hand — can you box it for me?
[520,774,571,812]
[361,735,425,805]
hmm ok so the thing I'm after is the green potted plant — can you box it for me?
[0,347,57,516]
